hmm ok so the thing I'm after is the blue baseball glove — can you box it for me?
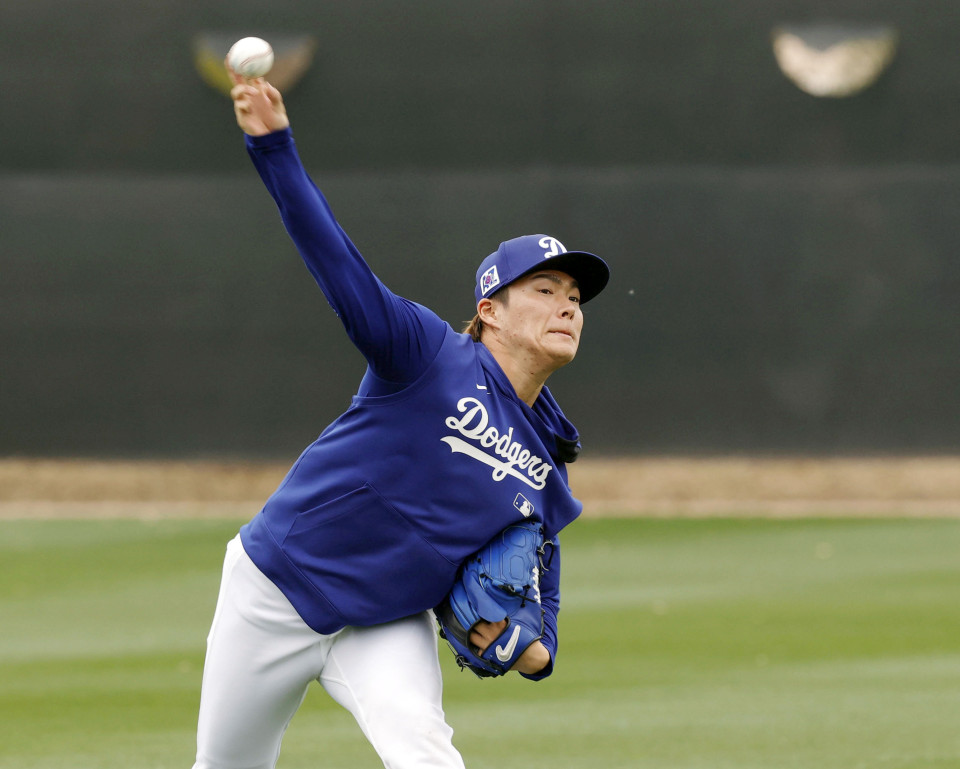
[435,521,552,678]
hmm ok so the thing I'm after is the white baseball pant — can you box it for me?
[192,535,466,769]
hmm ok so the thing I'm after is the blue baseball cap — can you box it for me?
[474,234,610,306]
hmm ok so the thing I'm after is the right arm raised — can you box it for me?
[228,73,446,386]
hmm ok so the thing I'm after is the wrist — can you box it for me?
[246,126,294,149]
[513,641,550,675]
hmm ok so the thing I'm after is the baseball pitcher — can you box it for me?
[190,67,610,769]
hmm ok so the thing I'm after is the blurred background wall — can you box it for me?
[2,0,959,458]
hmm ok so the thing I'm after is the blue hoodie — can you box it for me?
[238,128,583,679]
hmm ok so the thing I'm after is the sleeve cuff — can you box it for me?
[245,126,294,151]
[519,653,555,682]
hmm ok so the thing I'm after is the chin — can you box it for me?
[548,343,578,366]
[539,332,579,367]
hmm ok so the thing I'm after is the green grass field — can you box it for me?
[2,516,959,768]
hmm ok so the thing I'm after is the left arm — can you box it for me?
[523,535,560,680]
[469,535,562,679]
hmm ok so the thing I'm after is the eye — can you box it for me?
[539,287,553,295]
[570,295,580,304]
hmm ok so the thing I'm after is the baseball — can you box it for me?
[227,37,274,78]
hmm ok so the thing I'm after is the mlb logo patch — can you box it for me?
[514,493,535,517]
[480,265,501,295]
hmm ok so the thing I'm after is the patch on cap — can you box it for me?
[474,233,610,306]
[479,264,501,296]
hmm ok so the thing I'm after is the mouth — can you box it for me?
[548,330,575,340]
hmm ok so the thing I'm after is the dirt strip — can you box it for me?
[1,456,959,519]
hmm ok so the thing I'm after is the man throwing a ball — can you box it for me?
[190,64,610,769]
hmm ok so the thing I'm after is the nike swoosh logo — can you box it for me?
[495,625,522,662]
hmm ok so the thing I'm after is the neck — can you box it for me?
[483,340,549,407]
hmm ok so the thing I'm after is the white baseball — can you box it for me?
[227,37,274,78]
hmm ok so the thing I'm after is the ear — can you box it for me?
[477,297,499,327]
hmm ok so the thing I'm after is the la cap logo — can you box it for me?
[538,236,567,258]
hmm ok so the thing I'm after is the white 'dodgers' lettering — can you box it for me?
[443,397,553,490]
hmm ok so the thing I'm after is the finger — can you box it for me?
[232,92,253,111]
[469,619,507,652]
[264,82,284,107]
[469,627,494,652]
[230,83,257,101]
[224,57,244,85]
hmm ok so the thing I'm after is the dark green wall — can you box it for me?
[6,1,960,172]
[3,1,959,457]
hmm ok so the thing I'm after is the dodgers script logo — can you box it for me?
[539,236,567,258]
[442,397,553,490]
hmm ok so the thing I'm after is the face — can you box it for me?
[491,270,584,369]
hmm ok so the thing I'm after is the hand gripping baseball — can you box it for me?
[226,63,290,136]
[436,521,552,678]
